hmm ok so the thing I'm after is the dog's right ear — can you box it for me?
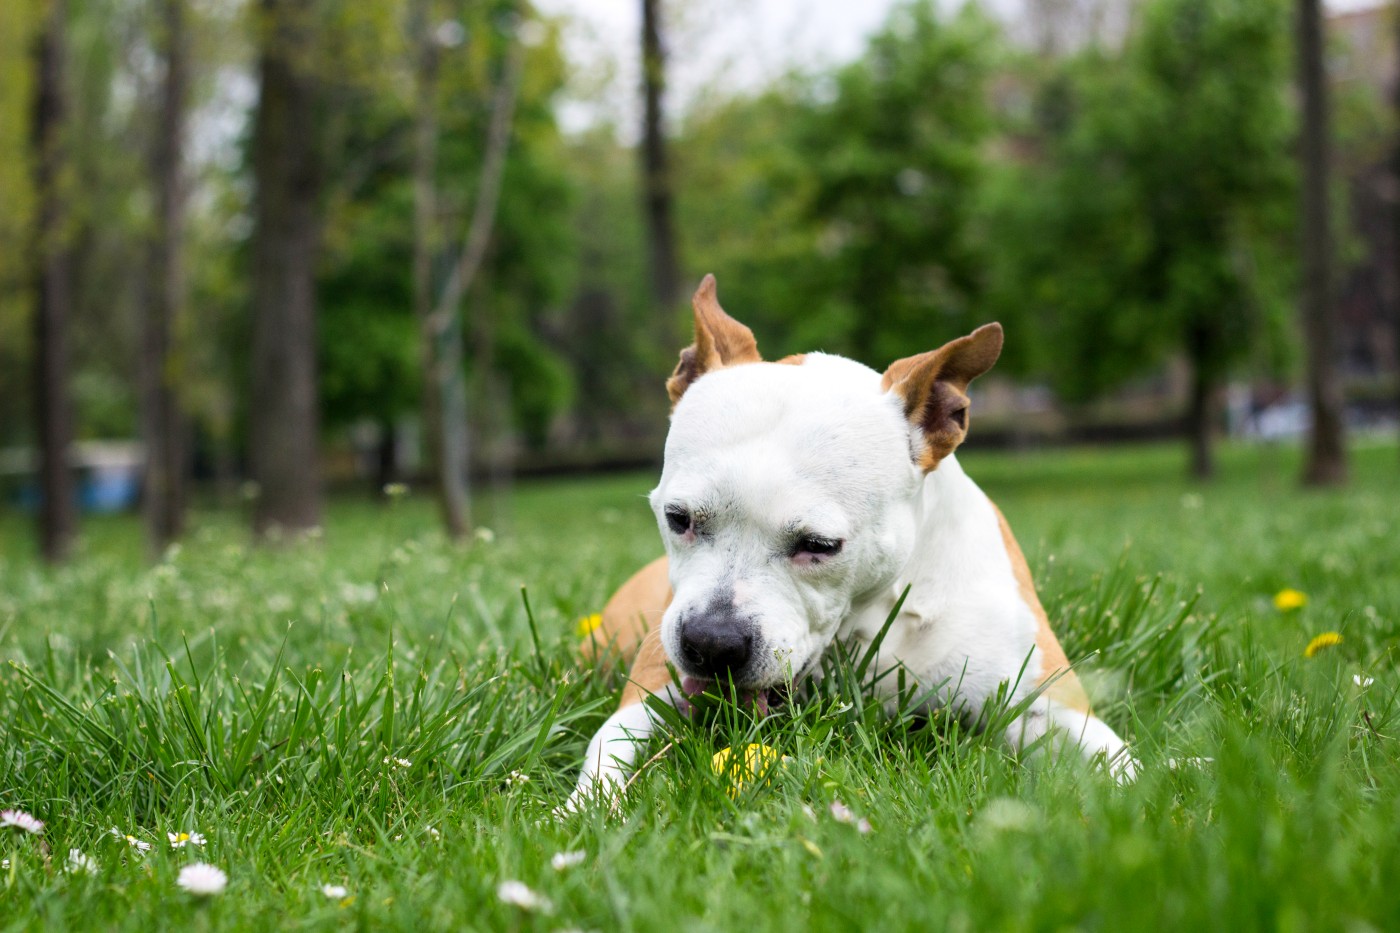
[882,323,1003,471]
[666,274,762,405]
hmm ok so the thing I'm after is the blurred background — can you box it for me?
[1,0,1396,562]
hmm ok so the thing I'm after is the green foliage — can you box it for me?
[314,1,579,446]
[678,1,1000,367]
[795,1,1000,365]
[559,128,673,442]
[984,0,1298,401]
[2,441,1399,927]
[0,0,37,445]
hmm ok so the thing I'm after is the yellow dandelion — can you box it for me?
[1304,631,1343,658]
[1273,588,1308,612]
[710,743,789,798]
[575,613,603,638]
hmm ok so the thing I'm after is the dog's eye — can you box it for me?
[664,506,692,536]
[794,535,843,558]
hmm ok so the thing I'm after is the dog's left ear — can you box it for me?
[882,323,1003,471]
[666,274,763,405]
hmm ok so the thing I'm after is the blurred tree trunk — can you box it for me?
[1394,8,1400,464]
[1185,325,1218,480]
[641,0,683,334]
[141,0,189,555]
[422,13,526,542]
[409,0,465,539]
[31,0,79,564]
[1296,0,1347,486]
[249,0,324,537]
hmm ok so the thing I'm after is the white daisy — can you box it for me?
[177,862,228,896]
[0,810,44,834]
[497,880,553,913]
[425,825,440,839]
[109,828,152,851]
[829,800,871,833]
[66,849,98,874]
[551,850,586,871]
[321,883,349,899]
[167,831,206,848]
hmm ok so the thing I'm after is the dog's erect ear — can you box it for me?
[881,323,1003,471]
[666,275,762,405]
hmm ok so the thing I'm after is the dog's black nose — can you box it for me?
[679,617,753,678]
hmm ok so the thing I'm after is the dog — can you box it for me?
[569,275,1131,808]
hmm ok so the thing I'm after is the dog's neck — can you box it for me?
[841,453,1009,642]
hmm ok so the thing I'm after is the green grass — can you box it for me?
[2,440,1398,931]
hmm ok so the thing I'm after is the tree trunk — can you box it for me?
[1296,0,1347,486]
[1393,6,1400,464]
[32,0,79,564]
[640,0,684,334]
[422,14,526,542]
[410,0,441,514]
[374,421,397,495]
[410,0,467,540]
[1186,347,1217,481]
[141,0,189,555]
[250,0,324,537]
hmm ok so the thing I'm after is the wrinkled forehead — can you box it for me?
[654,357,916,515]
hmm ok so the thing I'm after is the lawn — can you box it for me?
[1,440,1398,931]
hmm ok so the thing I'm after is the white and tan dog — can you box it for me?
[570,275,1130,807]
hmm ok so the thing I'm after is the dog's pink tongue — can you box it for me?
[680,677,771,715]
[681,677,710,697]
[744,689,771,717]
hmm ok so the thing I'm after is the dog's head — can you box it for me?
[651,275,1003,700]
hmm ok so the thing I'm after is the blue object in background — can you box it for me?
[4,442,143,514]
[81,463,141,513]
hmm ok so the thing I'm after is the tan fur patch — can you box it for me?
[666,275,763,404]
[991,500,1093,714]
[619,628,675,709]
[579,556,672,667]
[775,353,807,366]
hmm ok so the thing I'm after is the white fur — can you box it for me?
[569,352,1131,808]
[568,696,673,810]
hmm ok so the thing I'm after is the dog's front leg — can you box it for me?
[569,700,668,809]
[567,629,677,812]
[1005,697,1136,781]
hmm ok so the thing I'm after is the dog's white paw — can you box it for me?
[1108,749,1139,784]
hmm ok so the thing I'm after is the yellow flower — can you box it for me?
[1273,588,1308,612]
[711,743,788,798]
[575,613,603,638]
[1304,631,1343,658]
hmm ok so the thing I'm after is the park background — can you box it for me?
[3,0,1400,929]
[1,0,1398,554]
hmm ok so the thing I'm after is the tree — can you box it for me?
[141,0,190,553]
[31,0,79,563]
[249,0,324,537]
[1395,7,1400,464]
[1288,0,1344,481]
[986,0,1297,478]
[640,0,683,334]
[794,2,997,366]
[311,1,577,504]
[1296,0,1346,485]
[422,5,525,540]
[0,2,37,444]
